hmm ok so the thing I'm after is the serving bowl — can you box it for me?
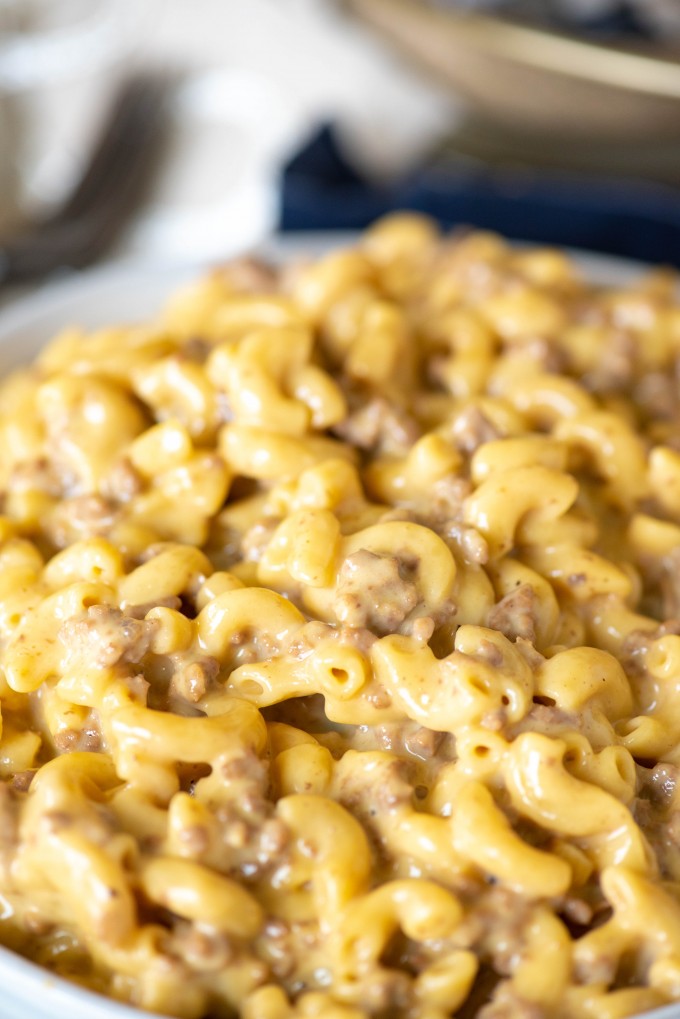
[346,0,680,141]
[0,241,677,1019]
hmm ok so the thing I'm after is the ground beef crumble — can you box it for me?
[333,395,421,456]
[487,585,540,644]
[333,549,419,635]
[451,405,502,455]
[47,494,119,546]
[59,605,157,669]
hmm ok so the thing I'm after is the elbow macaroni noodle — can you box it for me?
[0,216,680,1018]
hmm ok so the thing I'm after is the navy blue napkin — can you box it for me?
[279,125,680,267]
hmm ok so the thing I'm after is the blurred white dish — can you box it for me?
[0,236,652,362]
[0,240,677,1019]
[0,233,354,370]
[0,261,195,373]
[0,946,151,1019]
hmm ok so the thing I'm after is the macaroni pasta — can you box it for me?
[0,217,679,1018]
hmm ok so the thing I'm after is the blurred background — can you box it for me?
[1,0,680,291]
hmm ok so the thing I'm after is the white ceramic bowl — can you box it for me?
[0,246,677,1019]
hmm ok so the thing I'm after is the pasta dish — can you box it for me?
[0,216,679,1019]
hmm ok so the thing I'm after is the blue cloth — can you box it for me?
[279,125,680,266]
